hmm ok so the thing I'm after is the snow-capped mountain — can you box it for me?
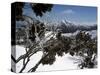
[58,19,97,33]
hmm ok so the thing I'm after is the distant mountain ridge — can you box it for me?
[16,18,97,33]
[58,19,97,33]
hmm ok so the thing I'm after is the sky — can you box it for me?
[23,3,97,25]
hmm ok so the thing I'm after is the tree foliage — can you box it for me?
[12,2,97,73]
[15,2,53,20]
[31,3,53,16]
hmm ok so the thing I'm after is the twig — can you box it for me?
[19,57,30,73]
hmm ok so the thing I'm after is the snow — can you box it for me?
[87,30,97,39]
[15,45,81,73]
[15,45,26,73]
[36,54,82,72]
[61,30,80,37]
[15,30,97,72]
[15,45,43,73]
[23,51,43,72]
[16,45,26,59]
[44,31,56,42]
[62,30,97,39]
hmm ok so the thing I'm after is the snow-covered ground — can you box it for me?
[36,54,82,72]
[62,30,97,39]
[14,30,97,73]
[87,30,97,39]
[15,45,82,73]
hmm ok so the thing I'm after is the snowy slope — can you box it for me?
[16,45,43,73]
[62,30,97,38]
[87,30,97,39]
[16,45,82,72]
[15,30,97,72]
[36,54,82,72]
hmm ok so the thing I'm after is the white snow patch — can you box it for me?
[87,30,97,39]
[44,31,56,42]
[61,30,97,39]
[15,30,97,72]
[36,54,81,72]
[16,45,26,59]
[15,45,81,72]
[16,45,43,72]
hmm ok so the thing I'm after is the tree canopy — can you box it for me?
[15,2,53,20]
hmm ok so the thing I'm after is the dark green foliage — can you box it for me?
[15,2,53,21]
[44,37,71,56]
[56,50,64,57]
[75,31,97,69]
[31,3,53,16]
[69,51,74,56]
[78,56,96,69]
[41,36,72,65]
[29,22,45,41]
[76,31,92,43]
[41,55,56,65]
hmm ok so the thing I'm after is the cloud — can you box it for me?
[61,9,75,14]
